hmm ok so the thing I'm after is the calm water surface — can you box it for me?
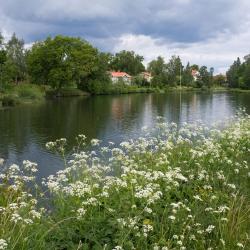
[0,91,249,177]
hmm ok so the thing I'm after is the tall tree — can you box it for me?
[166,55,183,86]
[0,33,7,88]
[197,66,210,87]
[213,74,226,86]
[27,35,100,89]
[191,64,199,71]
[148,56,168,86]
[182,62,193,86]
[243,62,250,89]
[5,33,26,84]
[209,67,214,87]
[148,56,165,76]
[226,57,241,88]
[110,50,145,75]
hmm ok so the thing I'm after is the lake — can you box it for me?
[0,91,250,178]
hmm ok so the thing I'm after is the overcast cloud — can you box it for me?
[1,0,250,73]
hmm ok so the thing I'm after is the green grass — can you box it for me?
[0,83,45,106]
[0,115,249,249]
[228,88,250,93]
[45,88,90,98]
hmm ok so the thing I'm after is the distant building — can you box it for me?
[191,69,199,81]
[140,72,152,82]
[244,54,250,61]
[110,71,132,85]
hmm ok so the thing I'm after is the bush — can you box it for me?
[82,79,113,95]
[16,84,44,100]
[45,88,89,98]
[82,79,155,95]
[1,95,18,106]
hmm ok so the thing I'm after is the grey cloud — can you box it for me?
[1,0,249,44]
[0,0,250,73]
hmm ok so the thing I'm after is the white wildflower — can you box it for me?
[0,158,4,166]
[220,239,225,246]
[193,195,203,201]
[168,215,176,221]
[0,239,8,250]
[77,208,86,219]
[236,243,244,248]
[205,225,215,233]
[144,207,152,214]
[11,213,22,223]
[29,210,41,219]
[112,246,123,250]
[91,139,101,146]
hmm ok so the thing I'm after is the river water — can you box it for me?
[0,91,249,177]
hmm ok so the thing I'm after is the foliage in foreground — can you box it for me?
[0,115,250,249]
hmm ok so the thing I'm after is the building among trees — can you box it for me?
[110,71,132,85]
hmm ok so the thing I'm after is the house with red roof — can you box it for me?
[110,71,132,85]
[191,69,199,81]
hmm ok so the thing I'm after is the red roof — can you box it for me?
[111,72,131,78]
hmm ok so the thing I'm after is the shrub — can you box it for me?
[16,84,44,100]
[1,95,18,106]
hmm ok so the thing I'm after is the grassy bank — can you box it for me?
[0,84,46,107]
[82,81,158,95]
[0,84,156,107]
[0,115,249,249]
[45,88,90,98]
[228,88,250,93]
[0,85,90,107]
[1,84,249,108]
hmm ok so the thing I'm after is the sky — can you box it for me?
[0,0,250,74]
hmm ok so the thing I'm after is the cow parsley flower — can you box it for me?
[205,225,215,233]
[0,239,7,250]
[236,243,244,248]
[0,158,4,166]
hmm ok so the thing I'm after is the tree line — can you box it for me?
[1,32,248,93]
[226,55,250,89]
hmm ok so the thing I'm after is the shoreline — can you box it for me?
[1,86,249,108]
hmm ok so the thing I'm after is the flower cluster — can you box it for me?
[1,114,249,249]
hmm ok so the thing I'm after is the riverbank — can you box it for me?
[0,84,90,107]
[0,84,249,108]
[0,84,46,107]
[0,84,157,107]
[0,115,249,249]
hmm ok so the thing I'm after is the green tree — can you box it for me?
[148,56,168,87]
[110,50,145,75]
[148,56,165,76]
[27,35,100,89]
[5,33,26,84]
[226,57,241,88]
[213,74,226,86]
[182,62,193,86]
[242,62,250,89]
[197,66,210,87]
[209,67,214,87]
[166,55,183,86]
[191,64,199,71]
[79,52,112,93]
[0,33,7,88]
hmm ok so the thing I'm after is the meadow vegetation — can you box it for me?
[0,113,249,249]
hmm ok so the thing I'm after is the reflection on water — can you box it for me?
[0,91,249,177]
